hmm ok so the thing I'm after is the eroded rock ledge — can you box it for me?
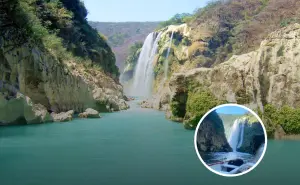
[0,42,128,126]
[148,24,300,128]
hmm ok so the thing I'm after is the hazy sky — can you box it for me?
[83,0,210,22]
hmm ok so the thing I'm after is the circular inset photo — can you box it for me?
[194,104,267,177]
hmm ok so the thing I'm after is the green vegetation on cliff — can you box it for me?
[169,82,226,129]
[2,0,118,77]
[121,42,143,82]
[156,13,193,30]
[262,104,300,137]
[89,21,159,70]
[158,0,300,68]
[184,90,224,129]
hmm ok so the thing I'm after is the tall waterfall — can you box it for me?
[164,31,174,79]
[228,118,246,152]
[131,32,162,97]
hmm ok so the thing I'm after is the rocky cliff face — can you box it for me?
[0,42,128,125]
[0,0,128,125]
[147,23,300,129]
[238,121,265,155]
[196,110,232,154]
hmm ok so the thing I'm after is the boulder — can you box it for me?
[51,110,74,122]
[24,102,53,124]
[0,92,52,125]
[79,108,100,118]
[140,100,153,108]
[274,125,286,139]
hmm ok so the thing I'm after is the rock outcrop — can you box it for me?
[151,24,300,125]
[79,108,100,118]
[0,1,129,125]
[51,110,74,122]
[236,117,265,155]
[0,92,53,125]
[196,110,232,154]
[0,44,128,125]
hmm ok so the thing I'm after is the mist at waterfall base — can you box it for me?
[202,117,265,171]
[130,32,162,97]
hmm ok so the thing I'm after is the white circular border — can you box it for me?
[193,103,268,177]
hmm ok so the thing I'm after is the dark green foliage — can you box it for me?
[3,0,118,77]
[262,104,300,135]
[121,42,143,81]
[280,18,298,28]
[170,93,187,118]
[236,89,251,104]
[182,37,191,46]
[184,88,225,128]
[277,45,285,57]
[125,42,143,68]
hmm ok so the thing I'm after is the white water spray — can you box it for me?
[164,31,174,79]
[131,32,162,97]
[228,118,246,152]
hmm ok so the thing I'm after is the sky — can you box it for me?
[83,0,210,22]
[216,106,249,115]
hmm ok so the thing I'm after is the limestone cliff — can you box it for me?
[0,40,128,125]
[148,23,300,130]
[0,0,128,125]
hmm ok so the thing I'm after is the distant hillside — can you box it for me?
[89,22,160,70]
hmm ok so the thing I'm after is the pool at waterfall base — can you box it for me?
[0,101,299,185]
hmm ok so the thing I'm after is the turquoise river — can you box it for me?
[0,101,299,185]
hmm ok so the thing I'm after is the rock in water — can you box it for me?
[24,102,53,124]
[79,108,100,118]
[196,110,232,154]
[228,159,244,166]
[51,110,74,122]
[0,93,52,125]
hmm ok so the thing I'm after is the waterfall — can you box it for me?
[237,122,245,148]
[228,118,246,152]
[131,32,162,97]
[164,31,174,79]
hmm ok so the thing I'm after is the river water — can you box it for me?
[0,101,299,185]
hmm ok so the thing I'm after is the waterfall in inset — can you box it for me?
[164,31,174,79]
[228,118,246,152]
[131,32,162,97]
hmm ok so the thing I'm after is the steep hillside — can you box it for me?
[0,0,128,125]
[139,0,300,137]
[89,21,159,70]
